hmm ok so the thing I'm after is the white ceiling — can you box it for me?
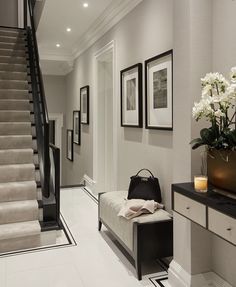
[37,0,143,75]
[37,0,113,57]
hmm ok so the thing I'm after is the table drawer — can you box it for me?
[174,192,206,227]
[208,208,236,245]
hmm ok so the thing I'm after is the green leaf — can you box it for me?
[190,138,204,150]
[200,128,217,144]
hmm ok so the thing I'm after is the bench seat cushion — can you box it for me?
[99,190,172,252]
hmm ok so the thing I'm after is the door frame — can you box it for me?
[93,40,118,192]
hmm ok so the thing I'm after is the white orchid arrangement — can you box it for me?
[191,68,236,150]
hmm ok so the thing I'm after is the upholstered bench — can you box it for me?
[98,190,173,280]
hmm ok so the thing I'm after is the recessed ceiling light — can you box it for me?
[56,43,60,48]
[83,3,89,8]
[66,28,71,32]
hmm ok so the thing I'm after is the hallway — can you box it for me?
[0,188,167,287]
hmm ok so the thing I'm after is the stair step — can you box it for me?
[0,71,27,80]
[0,79,28,90]
[0,220,41,253]
[0,200,40,224]
[0,35,26,44]
[0,149,34,165]
[0,63,27,72]
[0,48,26,57]
[0,28,26,37]
[0,181,37,202]
[0,28,25,33]
[0,163,35,183]
[0,220,40,240]
[0,99,30,110]
[0,42,26,51]
[0,110,31,122]
[0,32,24,39]
[0,122,32,135]
[0,135,33,149]
[0,56,26,64]
[0,89,30,99]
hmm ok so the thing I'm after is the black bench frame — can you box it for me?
[98,193,173,280]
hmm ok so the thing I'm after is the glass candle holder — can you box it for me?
[194,176,208,193]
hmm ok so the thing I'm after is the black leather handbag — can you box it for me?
[127,169,162,203]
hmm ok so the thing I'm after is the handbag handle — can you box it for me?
[135,168,155,178]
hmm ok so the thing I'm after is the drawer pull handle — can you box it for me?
[186,207,190,210]
[227,228,232,231]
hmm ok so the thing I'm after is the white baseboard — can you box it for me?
[82,174,97,195]
[168,260,232,287]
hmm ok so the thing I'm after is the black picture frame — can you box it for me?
[120,63,143,127]
[66,129,73,161]
[73,110,81,145]
[145,49,173,130]
[80,85,89,125]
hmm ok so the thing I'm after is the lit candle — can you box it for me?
[194,176,208,193]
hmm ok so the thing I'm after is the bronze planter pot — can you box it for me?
[207,149,236,194]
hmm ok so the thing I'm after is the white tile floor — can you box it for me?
[0,188,166,287]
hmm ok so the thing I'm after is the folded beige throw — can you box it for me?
[118,199,164,219]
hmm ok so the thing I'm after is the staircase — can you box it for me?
[0,27,43,253]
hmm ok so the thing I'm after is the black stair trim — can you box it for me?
[33,150,38,154]
[0,26,26,31]
[36,181,41,188]
[35,163,39,170]
[39,221,61,232]
[38,200,43,208]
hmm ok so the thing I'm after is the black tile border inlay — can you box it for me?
[83,187,98,204]
[149,272,168,287]
[0,213,77,258]
[155,277,168,287]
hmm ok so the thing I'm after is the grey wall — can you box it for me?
[211,1,236,286]
[64,0,174,207]
[0,0,18,27]
[34,0,46,29]
[43,75,66,114]
[171,0,236,286]
[43,75,67,184]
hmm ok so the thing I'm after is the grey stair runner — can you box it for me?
[0,27,42,253]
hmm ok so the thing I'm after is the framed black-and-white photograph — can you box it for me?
[120,63,142,127]
[73,111,81,145]
[80,85,89,125]
[66,129,73,161]
[145,50,173,130]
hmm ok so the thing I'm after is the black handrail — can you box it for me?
[25,0,50,198]
[49,144,60,224]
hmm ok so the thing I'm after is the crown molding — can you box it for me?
[72,0,143,59]
[40,59,74,76]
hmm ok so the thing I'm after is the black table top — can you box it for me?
[172,182,236,219]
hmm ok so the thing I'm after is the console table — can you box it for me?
[172,183,236,246]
